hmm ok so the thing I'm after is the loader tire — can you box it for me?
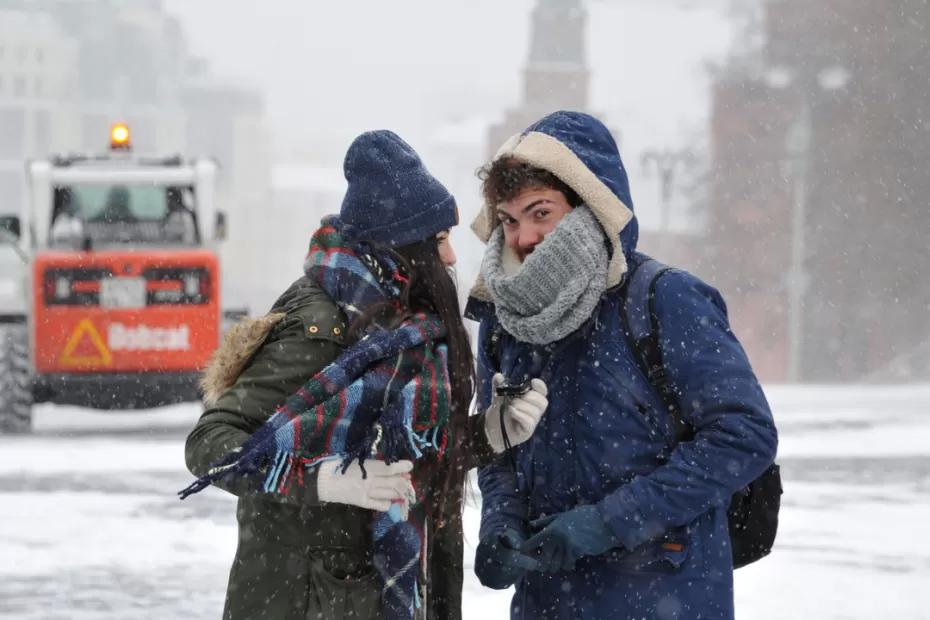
[0,323,32,434]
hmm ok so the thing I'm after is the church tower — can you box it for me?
[487,0,591,158]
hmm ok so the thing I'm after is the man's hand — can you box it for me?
[474,528,541,589]
[316,459,415,513]
[520,505,619,573]
[484,374,548,453]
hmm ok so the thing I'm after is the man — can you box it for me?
[467,111,777,619]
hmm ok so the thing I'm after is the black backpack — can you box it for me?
[619,257,782,569]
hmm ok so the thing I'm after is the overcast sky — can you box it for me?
[164,0,735,168]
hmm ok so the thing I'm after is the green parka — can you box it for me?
[185,276,494,620]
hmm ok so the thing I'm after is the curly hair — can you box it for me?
[477,156,582,207]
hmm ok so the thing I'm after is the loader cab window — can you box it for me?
[50,184,199,246]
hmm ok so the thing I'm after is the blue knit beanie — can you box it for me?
[333,130,458,248]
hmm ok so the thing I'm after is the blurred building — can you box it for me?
[0,6,77,210]
[704,0,930,382]
[182,82,272,310]
[264,163,345,302]
[486,0,590,159]
[427,117,489,301]
[0,0,271,312]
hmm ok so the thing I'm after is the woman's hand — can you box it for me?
[316,459,415,512]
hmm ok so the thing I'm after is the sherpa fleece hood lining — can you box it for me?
[469,130,634,302]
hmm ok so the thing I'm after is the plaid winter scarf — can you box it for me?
[179,220,453,619]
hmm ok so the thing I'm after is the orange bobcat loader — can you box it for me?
[0,124,227,432]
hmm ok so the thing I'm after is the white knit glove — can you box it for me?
[484,374,549,454]
[316,459,415,513]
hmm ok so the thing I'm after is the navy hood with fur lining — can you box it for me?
[470,111,639,299]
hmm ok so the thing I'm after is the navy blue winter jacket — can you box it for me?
[466,111,778,619]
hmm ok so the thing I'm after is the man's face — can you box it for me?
[496,188,573,262]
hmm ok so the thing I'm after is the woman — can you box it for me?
[180,130,548,620]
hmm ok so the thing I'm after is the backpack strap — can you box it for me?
[620,258,691,443]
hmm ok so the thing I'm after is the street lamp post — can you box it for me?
[785,101,811,382]
[641,149,694,258]
[770,62,850,382]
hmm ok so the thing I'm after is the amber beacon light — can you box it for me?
[110,122,131,151]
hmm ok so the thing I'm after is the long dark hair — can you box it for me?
[348,236,475,524]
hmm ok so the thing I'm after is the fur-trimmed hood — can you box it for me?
[469,110,638,301]
[200,312,286,405]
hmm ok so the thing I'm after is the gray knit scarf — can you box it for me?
[481,205,609,344]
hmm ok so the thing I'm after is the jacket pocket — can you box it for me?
[224,543,380,620]
[305,551,381,619]
[223,544,311,620]
[603,529,694,575]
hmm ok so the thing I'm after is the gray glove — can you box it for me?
[316,459,415,513]
[484,374,548,454]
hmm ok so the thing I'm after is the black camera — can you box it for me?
[495,380,531,397]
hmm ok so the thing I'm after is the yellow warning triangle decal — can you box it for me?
[59,319,113,367]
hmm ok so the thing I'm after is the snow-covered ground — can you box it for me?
[1,384,928,619]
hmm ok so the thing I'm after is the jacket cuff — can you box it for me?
[479,507,529,543]
[597,486,665,551]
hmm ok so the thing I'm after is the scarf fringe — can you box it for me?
[257,423,448,497]
[180,423,448,502]
[178,409,293,500]
[177,477,213,500]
